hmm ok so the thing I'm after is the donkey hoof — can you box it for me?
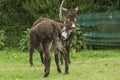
[65,72,69,74]
[30,62,34,66]
[41,61,45,65]
[30,63,34,66]
[43,74,49,78]
[58,70,62,73]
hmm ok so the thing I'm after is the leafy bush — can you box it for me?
[0,0,120,50]
[19,28,30,51]
[71,24,87,52]
[0,30,7,49]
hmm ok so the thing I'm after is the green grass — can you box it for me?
[0,49,120,80]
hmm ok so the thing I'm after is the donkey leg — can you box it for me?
[39,51,45,65]
[43,43,51,77]
[29,46,34,66]
[60,51,64,65]
[61,49,69,74]
[39,43,45,64]
[57,41,69,74]
[54,50,62,73]
[30,33,39,66]
[44,54,51,77]
[66,40,72,63]
[36,44,45,65]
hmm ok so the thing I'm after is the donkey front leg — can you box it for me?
[57,41,69,74]
[60,40,72,64]
[60,48,69,74]
[66,39,72,63]
[54,49,62,73]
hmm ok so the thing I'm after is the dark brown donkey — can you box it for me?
[30,20,79,77]
[60,7,79,63]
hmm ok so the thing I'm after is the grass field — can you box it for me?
[0,48,120,80]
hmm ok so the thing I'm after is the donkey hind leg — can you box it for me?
[30,33,40,66]
[29,46,35,66]
[36,44,45,65]
[43,42,52,77]
[40,51,44,64]
[54,49,62,73]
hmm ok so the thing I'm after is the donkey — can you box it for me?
[30,20,79,77]
[60,7,79,64]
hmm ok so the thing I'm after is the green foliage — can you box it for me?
[0,0,33,25]
[0,25,29,48]
[0,0,119,25]
[72,32,84,52]
[19,28,30,51]
[0,0,120,50]
[63,0,119,13]
[23,0,61,19]
[0,30,7,49]
[71,24,87,52]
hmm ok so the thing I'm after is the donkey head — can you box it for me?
[62,7,78,23]
[60,21,80,41]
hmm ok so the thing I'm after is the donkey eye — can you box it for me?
[69,30,72,34]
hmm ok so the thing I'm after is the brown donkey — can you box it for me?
[30,20,79,77]
[60,7,79,64]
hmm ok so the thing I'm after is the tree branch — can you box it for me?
[59,0,65,20]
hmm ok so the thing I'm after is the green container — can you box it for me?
[77,11,120,46]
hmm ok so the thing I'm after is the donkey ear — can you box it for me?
[75,7,79,12]
[74,27,80,31]
[74,27,85,31]
[62,7,68,12]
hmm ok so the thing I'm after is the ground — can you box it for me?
[0,48,120,80]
